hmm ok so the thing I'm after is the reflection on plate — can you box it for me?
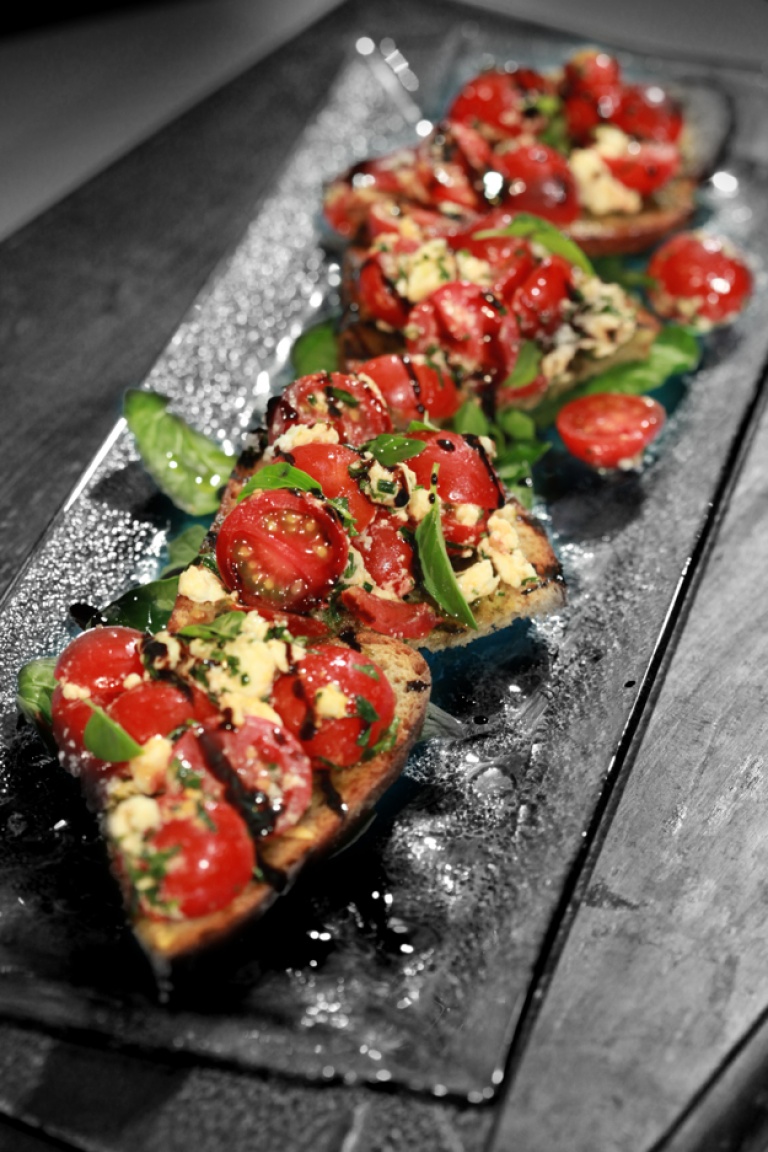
[0,20,767,1100]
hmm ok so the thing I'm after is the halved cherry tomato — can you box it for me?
[140,796,255,920]
[613,83,683,143]
[366,199,459,241]
[359,353,461,425]
[414,122,488,214]
[495,142,580,226]
[406,430,505,510]
[54,626,145,700]
[563,49,622,97]
[321,148,423,238]
[271,644,396,766]
[510,254,575,338]
[339,587,440,640]
[448,210,536,274]
[356,511,415,597]
[107,680,198,746]
[216,489,349,611]
[447,70,525,138]
[602,141,679,196]
[647,232,752,329]
[267,372,393,448]
[406,281,518,381]
[357,254,411,328]
[251,606,331,639]
[556,393,666,469]
[51,686,106,780]
[286,442,376,534]
[202,715,313,836]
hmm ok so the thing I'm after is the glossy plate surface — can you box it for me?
[0,22,766,1099]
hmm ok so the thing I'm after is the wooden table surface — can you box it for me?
[2,2,768,1149]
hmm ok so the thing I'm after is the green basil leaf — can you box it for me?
[364,433,426,466]
[415,503,477,630]
[124,390,235,516]
[579,325,700,397]
[406,418,439,433]
[495,408,537,442]
[177,610,245,642]
[328,386,360,408]
[237,462,322,502]
[593,255,656,292]
[495,439,550,468]
[16,656,57,730]
[100,576,179,632]
[474,212,594,275]
[493,461,535,510]
[161,524,208,576]
[291,319,339,376]
[500,341,542,391]
[83,703,144,762]
[451,400,491,437]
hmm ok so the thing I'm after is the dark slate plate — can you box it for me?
[0,21,765,1102]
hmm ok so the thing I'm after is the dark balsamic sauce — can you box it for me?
[406,679,429,693]
[318,771,347,819]
[337,628,362,652]
[198,729,279,842]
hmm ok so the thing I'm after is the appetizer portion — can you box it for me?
[169,411,566,649]
[646,231,753,331]
[48,613,430,962]
[323,47,699,256]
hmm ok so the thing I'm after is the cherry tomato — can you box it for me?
[271,645,396,766]
[250,606,331,639]
[366,199,459,241]
[140,797,255,920]
[414,122,488,213]
[563,92,604,144]
[51,686,107,781]
[613,83,683,143]
[286,442,376,534]
[510,254,575,338]
[406,430,505,510]
[647,232,752,329]
[54,626,145,700]
[556,393,666,469]
[448,211,536,273]
[357,253,411,328]
[602,141,679,196]
[202,715,313,836]
[563,49,622,96]
[356,511,415,597]
[267,372,393,448]
[216,489,349,611]
[107,680,198,746]
[406,281,518,381]
[322,148,423,238]
[447,70,525,137]
[495,142,580,226]
[359,354,461,425]
[339,587,440,639]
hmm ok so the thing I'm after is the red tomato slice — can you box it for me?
[556,393,666,469]
[447,70,525,137]
[366,199,460,241]
[510,254,575,338]
[267,372,393,448]
[285,442,376,534]
[321,148,423,238]
[271,644,396,766]
[448,211,537,274]
[602,142,679,196]
[51,686,108,783]
[359,354,460,425]
[406,281,518,381]
[563,49,622,96]
[406,430,505,510]
[251,606,331,639]
[495,142,580,226]
[339,587,439,640]
[141,796,255,920]
[647,232,752,328]
[202,715,313,836]
[414,123,487,213]
[216,489,349,611]
[54,626,145,700]
[356,511,415,597]
[357,254,411,328]
[613,83,683,143]
[107,680,198,746]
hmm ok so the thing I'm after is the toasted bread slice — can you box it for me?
[129,630,429,963]
[565,177,697,258]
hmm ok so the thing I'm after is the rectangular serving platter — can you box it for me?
[0,19,767,1102]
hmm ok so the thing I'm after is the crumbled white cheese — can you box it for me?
[340,545,376,589]
[272,421,339,454]
[314,683,350,720]
[480,508,537,589]
[455,249,493,286]
[570,147,642,216]
[177,564,228,605]
[453,502,484,527]
[456,559,499,602]
[122,673,143,691]
[129,735,173,795]
[107,795,162,856]
[60,681,91,701]
[150,631,183,670]
[407,487,434,523]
